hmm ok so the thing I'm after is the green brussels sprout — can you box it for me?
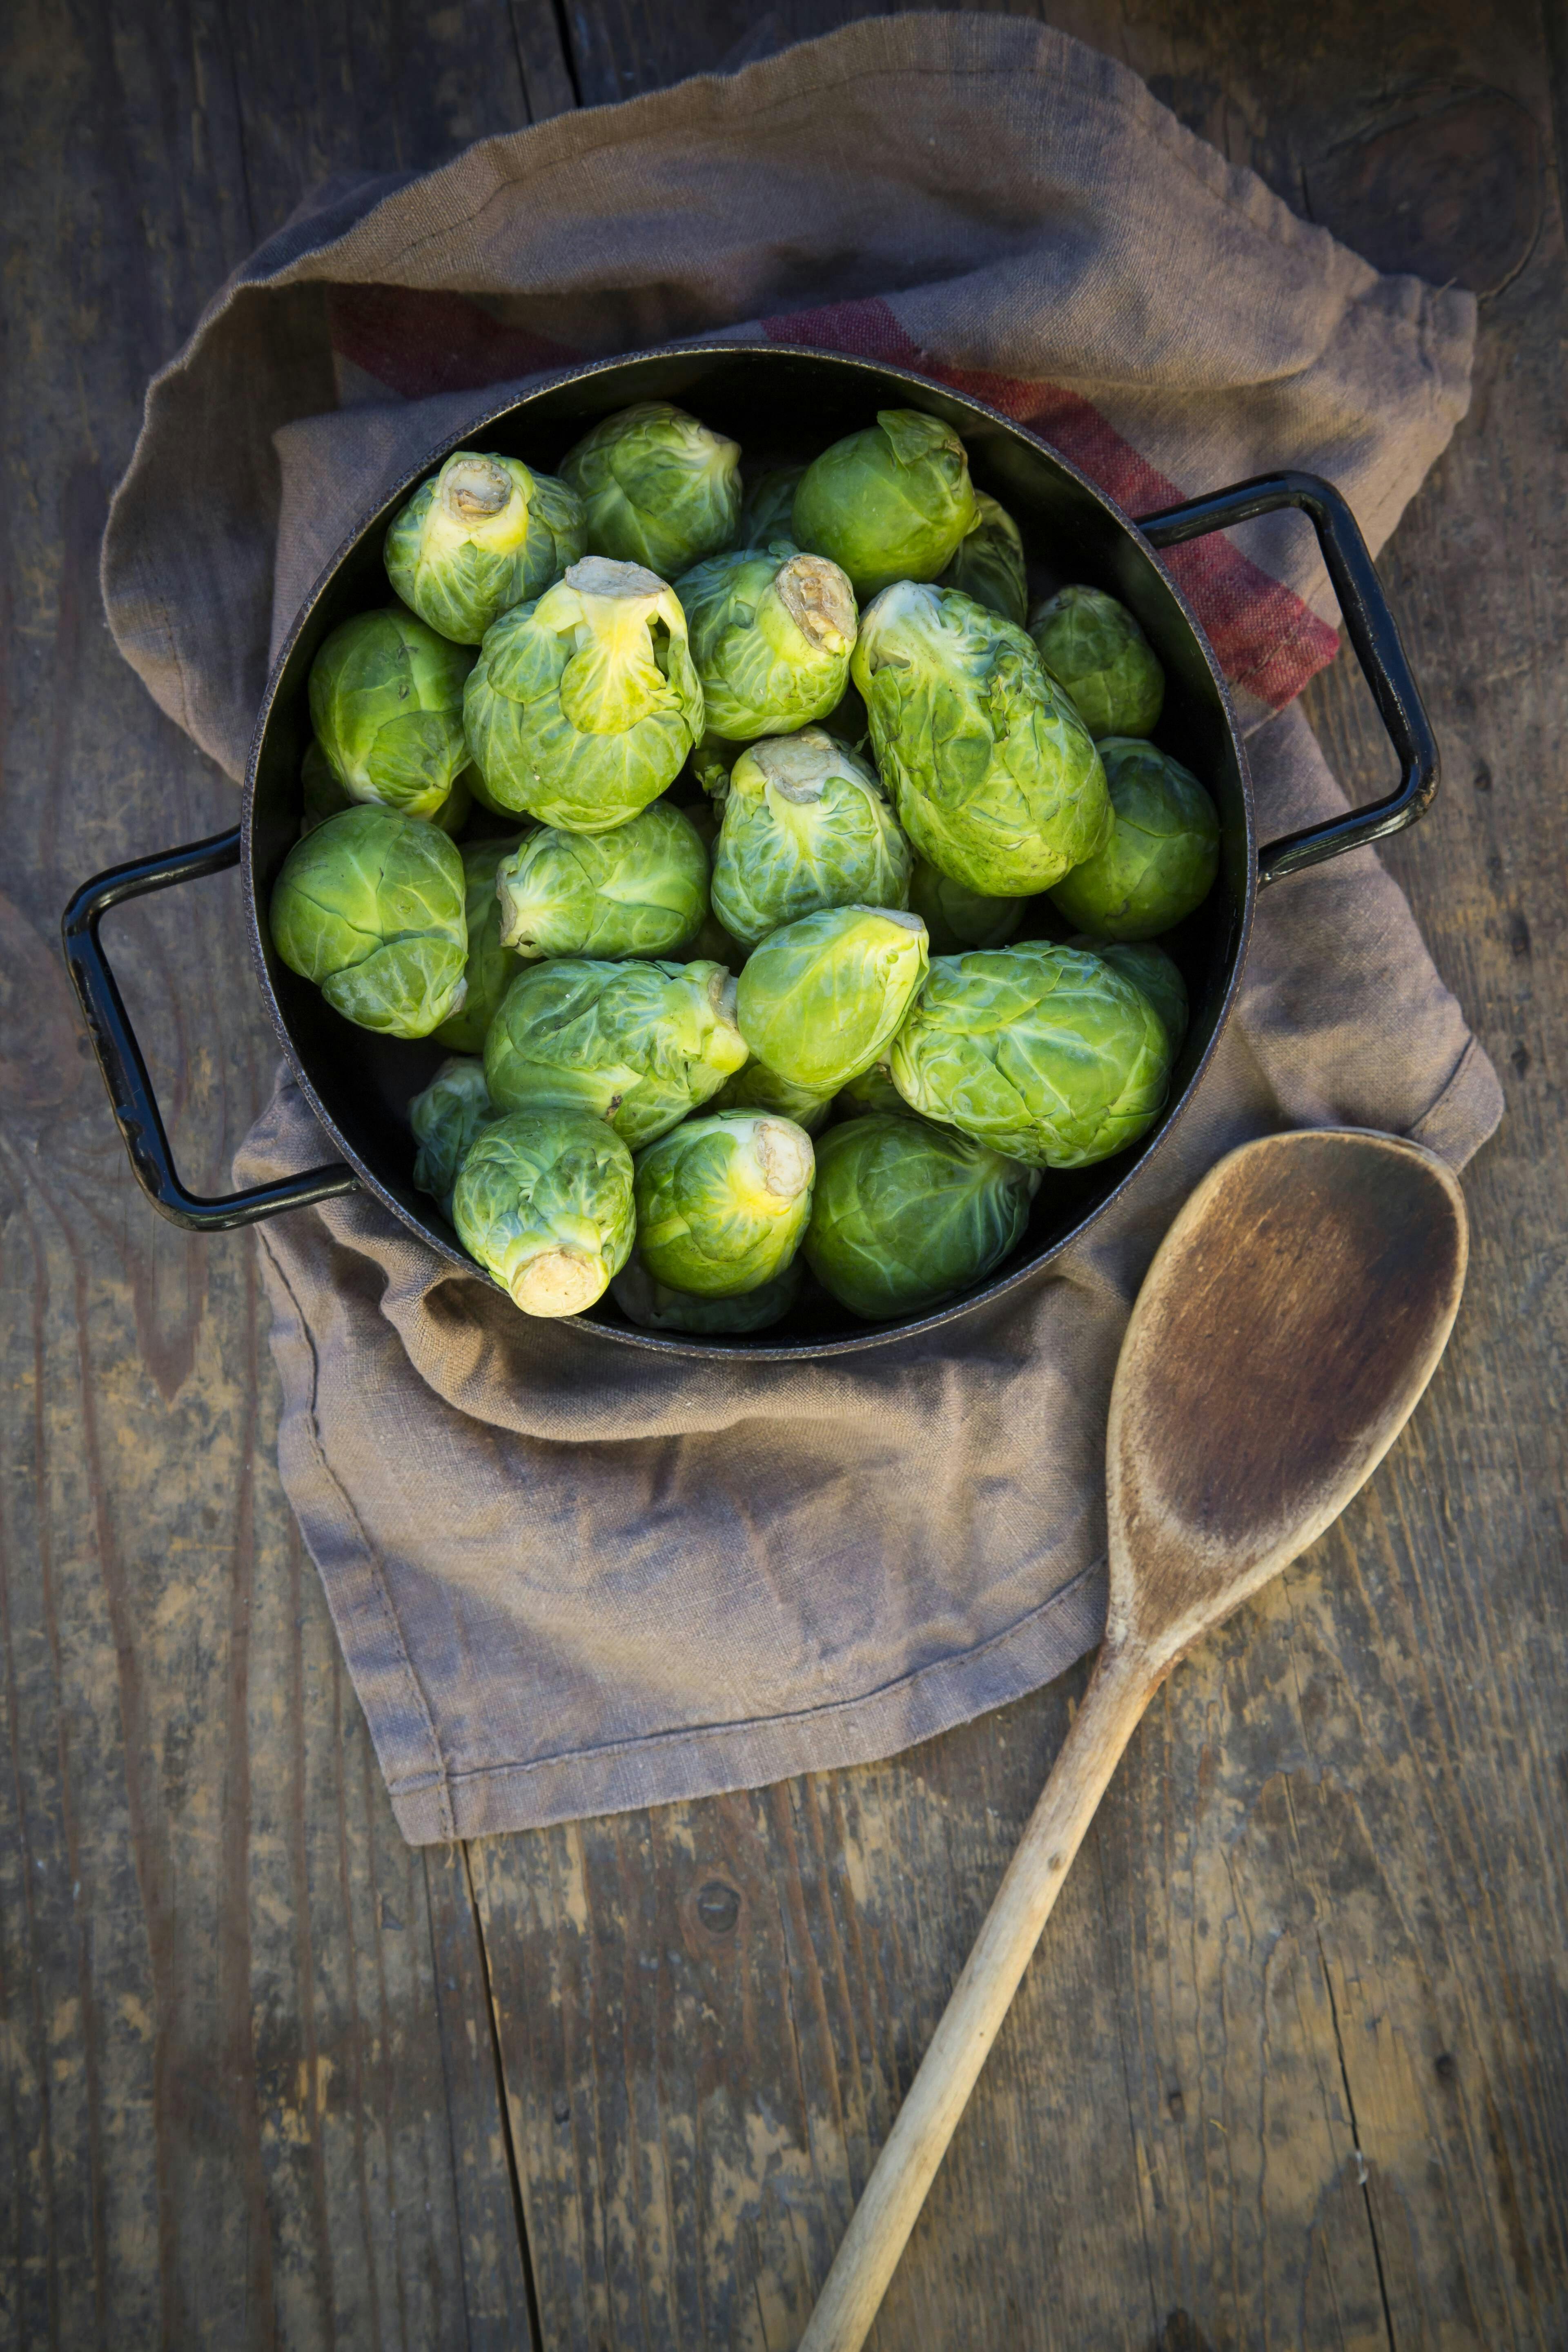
[463,558,704,829]
[303,737,470,839]
[888,942,1171,1169]
[805,1114,1040,1321]
[1028,586,1164,740]
[737,464,807,547]
[852,580,1111,897]
[735,904,928,1092]
[633,1110,814,1297]
[711,727,912,949]
[833,1059,915,1120]
[712,1055,836,1135]
[611,1247,804,1335]
[383,451,586,644]
[935,491,1028,627]
[453,1108,635,1318]
[495,802,708,962]
[1090,941,1189,1056]
[791,410,979,600]
[269,806,468,1037]
[308,607,474,822]
[559,403,741,576]
[1049,738,1219,941]
[432,833,529,1052]
[907,858,1022,956]
[410,1055,495,1216]
[483,956,748,1149]
[676,543,858,742]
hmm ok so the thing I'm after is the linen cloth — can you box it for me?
[101,14,1501,1842]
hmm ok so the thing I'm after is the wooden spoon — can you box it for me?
[799,1127,1468,2352]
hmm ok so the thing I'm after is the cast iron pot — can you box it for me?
[63,344,1437,1359]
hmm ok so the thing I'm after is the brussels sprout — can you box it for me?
[737,464,807,547]
[453,1108,635,1318]
[1028,586,1164,740]
[888,942,1171,1169]
[560,403,741,575]
[736,904,928,1092]
[611,1247,804,1335]
[805,1115,1039,1321]
[711,727,912,949]
[432,834,529,1052]
[676,544,858,742]
[410,1056,495,1216]
[496,802,708,962]
[1049,738,1219,940]
[833,1059,914,1120]
[852,580,1110,897]
[712,1056,836,1135]
[383,451,586,644]
[269,806,468,1037]
[633,1111,814,1297]
[791,410,979,600]
[308,607,474,822]
[935,491,1028,627]
[907,858,1022,956]
[484,956,748,1149]
[1096,941,1189,1056]
[463,558,704,829]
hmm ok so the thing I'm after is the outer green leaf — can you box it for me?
[675,543,857,741]
[737,465,807,547]
[805,1114,1039,1320]
[410,1056,495,1216]
[735,904,928,1092]
[496,801,709,961]
[1095,941,1189,1054]
[432,833,529,1052]
[463,558,704,828]
[888,941,1172,1168]
[935,491,1028,626]
[1048,737,1219,940]
[269,805,468,1038]
[383,451,586,644]
[611,1248,803,1334]
[907,857,1022,955]
[712,726,911,949]
[307,607,474,821]
[559,403,741,575]
[1028,585,1165,740]
[792,409,979,599]
[633,1110,814,1297]
[483,956,748,1149]
[852,580,1111,895]
[452,1109,635,1317]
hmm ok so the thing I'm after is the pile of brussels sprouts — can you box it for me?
[271,401,1221,1332]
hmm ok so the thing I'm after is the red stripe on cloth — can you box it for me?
[762,297,1340,708]
[326,284,583,401]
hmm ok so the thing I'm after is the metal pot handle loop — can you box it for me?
[60,826,358,1231]
[1136,470,1438,886]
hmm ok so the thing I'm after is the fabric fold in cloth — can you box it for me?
[102,13,1500,1842]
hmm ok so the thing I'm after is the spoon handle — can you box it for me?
[798,1638,1158,2352]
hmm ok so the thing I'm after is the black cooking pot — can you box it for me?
[63,345,1436,1359]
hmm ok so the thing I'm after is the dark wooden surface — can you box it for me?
[1,2,1564,2345]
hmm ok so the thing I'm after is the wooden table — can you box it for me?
[2,3,1563,2344]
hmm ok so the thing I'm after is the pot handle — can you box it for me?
[60,826,359,1231]
[1135,470,1438,887]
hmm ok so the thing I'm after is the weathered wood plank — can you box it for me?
[0,0,552,2342]
[466,0,1568,2345]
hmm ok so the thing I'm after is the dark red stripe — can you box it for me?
[762,297,1340,708]
[326,283,582,400]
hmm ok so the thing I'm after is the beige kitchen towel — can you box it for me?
[104,14,1499,1840]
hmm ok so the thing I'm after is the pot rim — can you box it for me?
[241,339,1256,1360]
